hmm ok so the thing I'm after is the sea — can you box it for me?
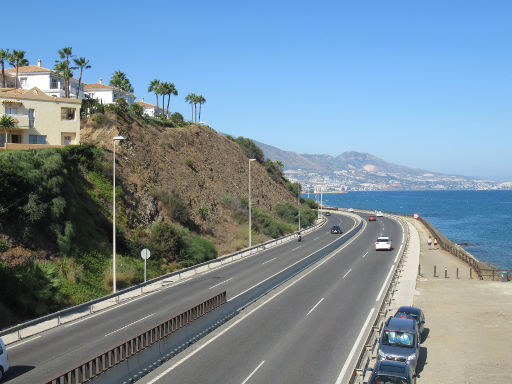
[309,190,512,270]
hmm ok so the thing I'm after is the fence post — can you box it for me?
[434,265,437,277]
[444,267,448,278]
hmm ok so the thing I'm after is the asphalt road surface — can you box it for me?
[3,212,404,384]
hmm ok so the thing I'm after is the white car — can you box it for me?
[0,337,8,380]
[348,208,354,212]
[376,236,392,251]
[376,211,383,217]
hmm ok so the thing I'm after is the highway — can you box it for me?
[4,212,405,384]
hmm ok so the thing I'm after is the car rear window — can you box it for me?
[377,238,390,242]
[372,375,408,384]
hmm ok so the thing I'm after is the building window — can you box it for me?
[20,77,28,88]
[50,77,59,89]
[29,109,35,128]
[11,134,21,143]
[29,135,46,144]
[63,136,72,145]
[5,107,17,115]
[61,108,76,120]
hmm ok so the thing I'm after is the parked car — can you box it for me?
[330,225,342,234]
[0,337,9,380]
[368,360,416,384]
[376,211,384,217]
[348,208,354,212]
[377,317,420,374]
[394,306,426,338]
[324,211,331,216]
[376,237,392,251]
[369,215,376,221]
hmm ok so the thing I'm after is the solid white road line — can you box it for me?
[305,298,325,317]
[262,257,276,265]
[104,313,154,336]
[376,265,394,302]
[362,251,368,258]
[334,308,375,384]
[342,269,352,279]
[241,361,265,384]
[8,335,41,348]
[145,219,365,384]
[209,278,233,290]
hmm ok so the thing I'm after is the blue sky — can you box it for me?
[5,0,511,180]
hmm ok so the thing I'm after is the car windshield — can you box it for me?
[382,330,415,347]
[372,375,408,384]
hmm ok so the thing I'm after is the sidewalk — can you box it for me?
[406,218,512,383]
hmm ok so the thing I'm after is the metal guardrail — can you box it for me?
[0,217,326,343]
[348,216,411,384]
[418,217,483,279]
[45,291,227,384]
[480,269,511,281]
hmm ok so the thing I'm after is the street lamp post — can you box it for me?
[248,158,256,247]
[112,135,125,294]
[297,169,302,233]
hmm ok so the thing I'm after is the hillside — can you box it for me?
[0,110,313,328]
[80,112,298,254]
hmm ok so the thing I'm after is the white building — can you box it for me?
[134,98,168,117]
[84,79,136,105]
[3,60,84,99]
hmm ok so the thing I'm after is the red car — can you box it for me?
[369,215,376,221]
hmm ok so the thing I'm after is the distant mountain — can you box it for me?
[254,141,509,191]
[254,140,431,176]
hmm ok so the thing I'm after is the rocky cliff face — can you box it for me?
[80,112,296,254]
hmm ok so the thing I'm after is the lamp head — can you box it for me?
[113,136,125,141]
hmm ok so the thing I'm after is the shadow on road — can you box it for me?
[421,327,430,343]
[415,346,428,377]
[3,365,35,382]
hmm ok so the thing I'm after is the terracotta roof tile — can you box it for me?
[5,65,53,73]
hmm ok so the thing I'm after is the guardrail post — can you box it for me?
[434,265,437,277]
[456,268,459,279]
[470,268,472,279]
[444,267,448,278]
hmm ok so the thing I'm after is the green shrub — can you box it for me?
[0,241,8,252]
[129,103,143,118]
[151,189,191,225]
[91,112,106,124]
[185,158,196,172]
[170,112,185,126]
[231,136,265,163]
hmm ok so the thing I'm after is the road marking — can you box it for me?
[241,360,265,384]
[306,298,325,317]
[362,251,368,258]
[335,307,375,384]
[9,335,41,348]
[229,220,361,302]
[145,219,365,384]
[291,246,301,251]
[376,265,394,302]
[262,257,276,265]
[209,278,233,290]
[342,269,352,279]
[104,313,154,336]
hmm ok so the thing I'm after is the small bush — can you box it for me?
[91,112,106,124]
[185,158,196,172]
[129,103,143,118]
[152,189,191,225]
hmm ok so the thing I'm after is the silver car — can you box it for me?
[377,317,420,374]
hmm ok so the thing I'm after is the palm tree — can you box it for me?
[185,93,197,122]
[72,57,91,99]
[110,70,134,93]
[148,79,161,114]
[8,50,29,88]
[165,83,178,117]
[0,49,10,88]
[56,47,74,97]
[53,61,74,98]
[0,114,16,145]
[198,95,206,122]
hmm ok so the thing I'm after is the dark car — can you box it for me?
[324,211,331,216]
[368,360,416,384]
[330,225,342,234]
[377,317,420,374]
[394,306,426,339]
[369,215,376,221]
